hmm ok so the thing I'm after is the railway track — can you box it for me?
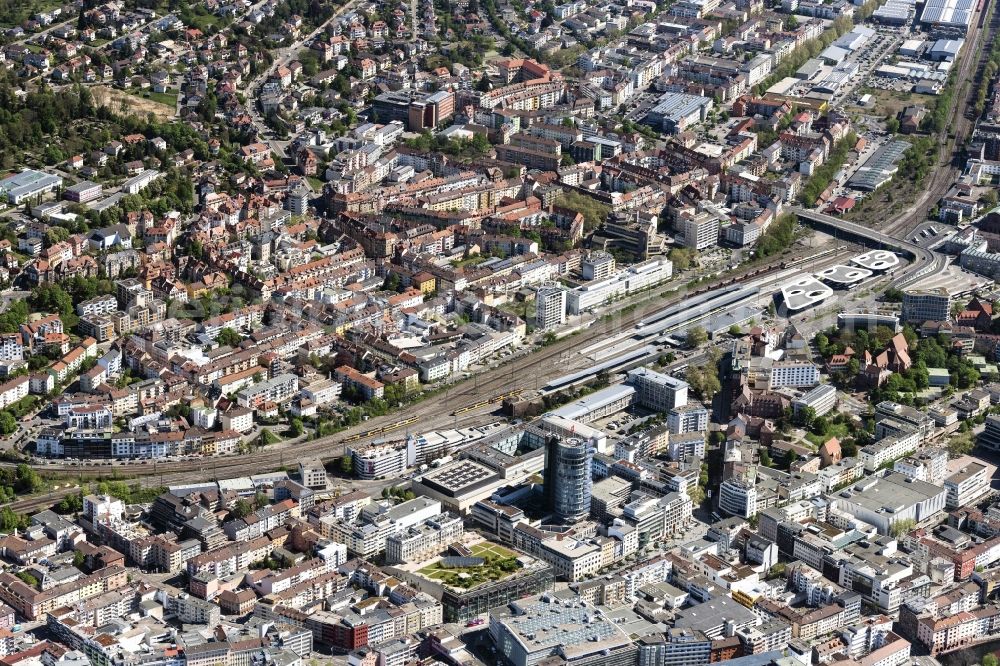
[878,0,995,238]
[1,245,864,513]
[12,252,826,488]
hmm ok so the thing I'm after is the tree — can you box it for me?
[257,428,279,447]
[73,549,86,569]
[815,332,829,357]
[0,506,26,532]
[56,492,83,514]
[766,562,787,579]
[0,412,15,435]
[760,448,772,467]
[45,226,70,247]
[340,454,353,474]
[231,498,254,519]
[30,283,75,322]
[982,189,999,210]
[216,327,242,347]
[687,326,708,349]
[890,518,916,537]
[729,324,742,336]
[382,273,401,292]
[668,247,693,271]
[289,418,304,437]
[686,363,721,401]
[947,430,975,457]
[16,464,42,493]
[0,301,28,334]
[554,191,610,232]
[983,654,999,666]
[884,117,900,134]
[595,369,610,388]
[687,484,705,505]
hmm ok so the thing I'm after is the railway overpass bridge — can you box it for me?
[791,207,939,287]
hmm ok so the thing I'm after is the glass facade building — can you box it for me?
[544,436,594,523]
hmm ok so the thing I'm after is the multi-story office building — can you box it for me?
[621,492,692,548]
[385,513,463,564]
[544,436,594,523]
[944,462,989,509]
[893,448,949,485]
[860,429,920,471]
[769,361,820,388]
[792,383,838,417]
[875,401,934,440]
[828,473,947,535]
[627,368,689,412]
[679,212,720,250]
[719,476,758,518]
[979,415,1000,451]
[637,628,711,666]
[349,441,411,480]
[491,594,634,666]
[64,180,103,203]
[736,619,793,655]
[902,288,951,324]
[668,431,706,460]
[581,252,616,281]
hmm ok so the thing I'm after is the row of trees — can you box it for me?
[897,136,937,186]
[686,346,722,403]
[975,23,1000,118]
[799,132,859,206]
[405,131,492,157]
[922,72,955,134]
[754,213,798,260]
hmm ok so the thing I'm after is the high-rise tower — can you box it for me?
[543,435,594,523]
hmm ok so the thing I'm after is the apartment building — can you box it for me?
[665,404,708,435]
[535,283,567,330]
[236,373,299,408]
[0,565,127,620]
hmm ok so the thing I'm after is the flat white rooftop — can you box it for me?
[851,250,900,271]
[815,264,874,285]
[780,275,834,312]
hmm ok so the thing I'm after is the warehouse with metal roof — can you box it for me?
[847,140,912,191]
[920,0,974,33]
[873,0,916,24]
